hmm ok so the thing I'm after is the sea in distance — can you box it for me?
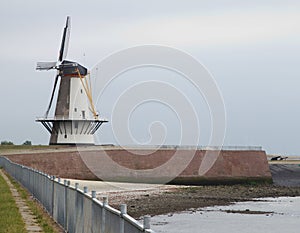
[150,196,300,233]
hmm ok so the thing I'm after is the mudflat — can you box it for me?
[110,184,300,218]
[114,163,300,218]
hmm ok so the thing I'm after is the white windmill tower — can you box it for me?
[36,16,108,145]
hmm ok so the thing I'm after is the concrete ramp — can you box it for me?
[270,164,300,187]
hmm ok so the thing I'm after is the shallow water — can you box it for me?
[150,197,300,233]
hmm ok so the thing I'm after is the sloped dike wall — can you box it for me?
[6,148,272,184]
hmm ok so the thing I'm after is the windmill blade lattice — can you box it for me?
[59,16,71,62]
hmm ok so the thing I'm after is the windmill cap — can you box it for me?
[59,60,88,76]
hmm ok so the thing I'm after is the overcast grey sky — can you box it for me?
[0,0,300,155]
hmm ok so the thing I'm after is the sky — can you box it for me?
[0,0,300,155]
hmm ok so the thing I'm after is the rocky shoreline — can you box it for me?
[109,184,300,218]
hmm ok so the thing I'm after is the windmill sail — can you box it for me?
[45,73,60,118]
[36,16,71,116]
[58,16,71,62]
[36,61,57,70]
[36,16,71,71]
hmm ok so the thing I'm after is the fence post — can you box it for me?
[82,186,88,233]
[83,186,88,193]
[51,176,55,217]
[101,196,108,233]
[103,196,108,205]
[144,216,151,230]
[120,204,127,233]
[91,190,97,233]
[64,180,68,230]
[33,169,35,194]
[28,169,31,194]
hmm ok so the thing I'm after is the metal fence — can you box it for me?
[0,156,154,233]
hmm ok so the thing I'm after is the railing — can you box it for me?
[0,157,155,233]
[121,145,263,151]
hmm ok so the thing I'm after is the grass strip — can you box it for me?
[6,172,63,233]
[0,171,26,233]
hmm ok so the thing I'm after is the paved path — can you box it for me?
[66,178,179,207]
[0,170,43,233]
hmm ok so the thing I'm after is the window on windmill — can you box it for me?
[80,89,83,94]
[74,108,77,112]
[82,111,85,119]
[64,135,67,139]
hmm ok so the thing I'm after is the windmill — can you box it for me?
[36,16,108,145]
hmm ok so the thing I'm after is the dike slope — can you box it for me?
[5,149,272,185]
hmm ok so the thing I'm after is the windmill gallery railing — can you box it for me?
[0,157,155,233]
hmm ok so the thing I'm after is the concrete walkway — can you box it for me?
[0,170,43,233]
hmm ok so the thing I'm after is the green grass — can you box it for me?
[0,145,49,150]
[0,172,26,233]
[0,145,71,156]
[7,174,61,233]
